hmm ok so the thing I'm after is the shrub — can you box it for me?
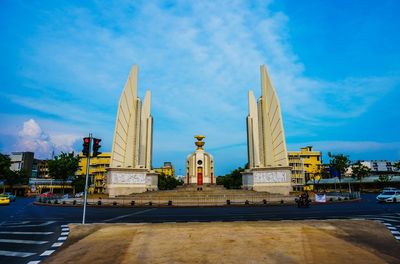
[72,200,77,205]
[168,200,172,206]
[54,200,59,204]
[226,200,231,205]
[263,199,267,205]
[280,200,284,204]
[149,201,153,206]
[131,201,135,206]
[245,200,249,205]
[62,201,66,205]
[97,200,102,206]
[113,201,117,206]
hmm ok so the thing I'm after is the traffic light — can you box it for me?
[82,137,90,157]
[92,138,102,157]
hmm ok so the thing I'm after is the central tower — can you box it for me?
[186,135,215,186]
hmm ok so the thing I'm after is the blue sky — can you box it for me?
[1,0,399,175]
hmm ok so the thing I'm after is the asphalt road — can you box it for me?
[1,194,400,264]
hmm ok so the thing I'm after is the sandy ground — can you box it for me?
[43,220,400,264]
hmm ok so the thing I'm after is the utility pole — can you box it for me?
[82,133,92,224]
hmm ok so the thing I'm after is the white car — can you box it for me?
[376,190,400,203]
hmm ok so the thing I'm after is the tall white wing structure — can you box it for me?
[110,65,153,169]
[243,65,292,195]
[247,65,289,169]
[107,65,157,197]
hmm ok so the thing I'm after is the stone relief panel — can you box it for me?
[110,172,146,184]
[253,170,289,183]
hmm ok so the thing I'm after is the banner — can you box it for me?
[315,193,326,203]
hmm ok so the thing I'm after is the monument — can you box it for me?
[242,65,292,195]
[107,65,158,197]
[186,135,215,185]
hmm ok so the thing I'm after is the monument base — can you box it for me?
[242,167,292,195]
[107,168,158,197]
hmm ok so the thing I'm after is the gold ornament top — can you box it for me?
[194,135,205,150]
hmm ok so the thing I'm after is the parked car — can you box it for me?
[3,192,16,202]
[376,190,400,203]
[39,192,55,197]
[0,194,10,205]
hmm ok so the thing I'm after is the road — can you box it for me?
[1,194,400,264]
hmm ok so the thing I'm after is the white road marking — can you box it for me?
[4,221,56,228]
[58,236,67,241]
[104,208,157,222]
[52,242,63,247]
[372,217,400,223]
[0,250,36,257]
[61,228,69,231]
[61,232,69,236]
[391,231,400,235]
[0,239,48,244]
[27,261,41,264]
[0,231,53,235]
[40,250,55,256]
[61,224,68,228]
[387,226,396,230]
[1,221,31,226]
[395,236,400,240]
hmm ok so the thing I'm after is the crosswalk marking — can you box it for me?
[27,261,41,264]
[0,231,53,235]
[61,228,69,231]
[58,236,67,241]
[40,250,55,256]
[52,242,63,247]
[0,250,36,257]
[0,239,49,244]
[3,221,56,228]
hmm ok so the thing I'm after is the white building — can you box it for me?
[360,160,399,172]
[10,152,34,176]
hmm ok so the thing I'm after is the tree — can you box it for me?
[71,176,86,193]
[158,173,183,190]
[310,165,329,192]
[328,153,351,192]
[48,152,79,193]
[0,153,11,178]
[376,174,393,187]
[219,166,244,189]
[351,161,371,192]
[394,161,400,173]
[0,153,29,193]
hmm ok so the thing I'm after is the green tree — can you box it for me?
[376,174,393,187]
[351,161,371,192]
[219,166,244,189]
[71,176,86,193]
[48,152,79,193]
[0,153,11,178]
[0,153,30,193]
[328,153,351,192]
[158,173,183,190]
[394,161,400,173]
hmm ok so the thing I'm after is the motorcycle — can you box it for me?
[295,193,311,208]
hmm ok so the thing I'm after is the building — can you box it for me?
[155,162,175,177]
[77,152,111,194]
[360,160,399,172]
[32,159,50,178]
[10,152,34,176]
[242,65,292,195]
[186,135,215,185]
[107,65,158,197]
[288,146,322,191]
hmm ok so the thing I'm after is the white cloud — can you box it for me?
[15,119,80,159]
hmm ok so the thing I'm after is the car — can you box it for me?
[3,192,16,202]
[39,192,55,197]
[0,194,10,205]
[376,190,400,203]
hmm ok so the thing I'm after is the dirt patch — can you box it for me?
[43,220,400,264]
